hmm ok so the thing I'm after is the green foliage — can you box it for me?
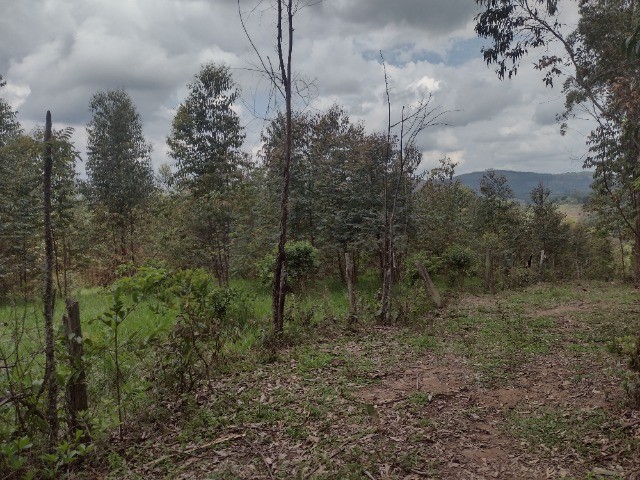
[442,244,473,278]
[86,89,154,217]
[168,63,245,195]
[413,158,475,257]
[38,430,94,479]
[405,251,443,284]
[0,75,21,148]
[166,64,248,284]
[0,135,41,296]
[86,88,154,265]
[90,265,169,433]
[156,268,237,391]
[258,240,320,290]
[0,435,32,476]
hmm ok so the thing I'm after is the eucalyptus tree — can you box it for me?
[527,182,569,276]
[0,75,20,147]
[86,89,154,265]
[0,136,41,296]
[167,63,247,285]
[474,170,523,290]
[475,0,640,280]
[412,158,475,258]
[259,111,313,244]
[310,108,384,281]
[168,63,246,197]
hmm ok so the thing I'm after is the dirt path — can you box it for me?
[105,284,640,479]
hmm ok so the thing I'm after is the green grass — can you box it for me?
[504,406,630,458]
[0,288,177,352]
[4,276,640,478]
[446,306,560,384]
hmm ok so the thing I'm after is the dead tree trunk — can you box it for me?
[43,110,58,447]
[272,0,294,337]
[635,201,640,284]
[63,299,89,440]
[379,54,394,325]
[539,249,546,278]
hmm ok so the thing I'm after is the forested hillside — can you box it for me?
[455,170,593,203]
[1,0,640,478]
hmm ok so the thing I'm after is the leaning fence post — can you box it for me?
[415,261,443,309]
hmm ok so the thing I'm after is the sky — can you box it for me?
[0,0,593,176]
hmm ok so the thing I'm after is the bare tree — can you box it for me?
[238,0,316,338]
[378,53,451,323]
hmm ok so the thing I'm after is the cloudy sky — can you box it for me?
[0,0,592,175]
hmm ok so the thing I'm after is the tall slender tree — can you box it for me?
[238,0,297,338]
[167,63,247,284]
[86,89,154,265]
[43,111,57,447]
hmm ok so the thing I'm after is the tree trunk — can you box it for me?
[272,0,294,338]
[635,201,640,284]
[483,247,491,292]
[62,233,69,298]
[337,251,346,283]
[120,224,127,264]
[129,213,136,265]
[539,249,546,279]
[43,110,58,448]
[63,299,89,441]
[618,231,626,277]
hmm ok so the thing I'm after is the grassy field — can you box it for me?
[2,279,640,479]
[557,202,589,222]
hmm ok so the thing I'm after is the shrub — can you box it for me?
[257,241,320,291]
[442,244,473,287]
[153,269,249,392]
[405,252,443,285]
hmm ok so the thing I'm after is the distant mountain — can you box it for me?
[454,170,594,204]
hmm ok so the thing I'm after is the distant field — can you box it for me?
[557,203,588,222]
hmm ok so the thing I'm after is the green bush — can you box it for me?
[257,241,320,291]
[149,268,248,392]
[442,244,473,287]
[405,252,443,285]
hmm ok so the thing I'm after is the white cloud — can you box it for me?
[0,0,594,176]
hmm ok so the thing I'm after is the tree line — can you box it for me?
[0,63,618,308]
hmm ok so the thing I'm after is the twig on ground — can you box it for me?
[303,439,351,480]
[620,419,640,430]
[243,437,275,480]
[142,433,245,469]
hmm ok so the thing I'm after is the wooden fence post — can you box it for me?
[415,261,443,309]
[63,299,89,440]
[345,253,357,323]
